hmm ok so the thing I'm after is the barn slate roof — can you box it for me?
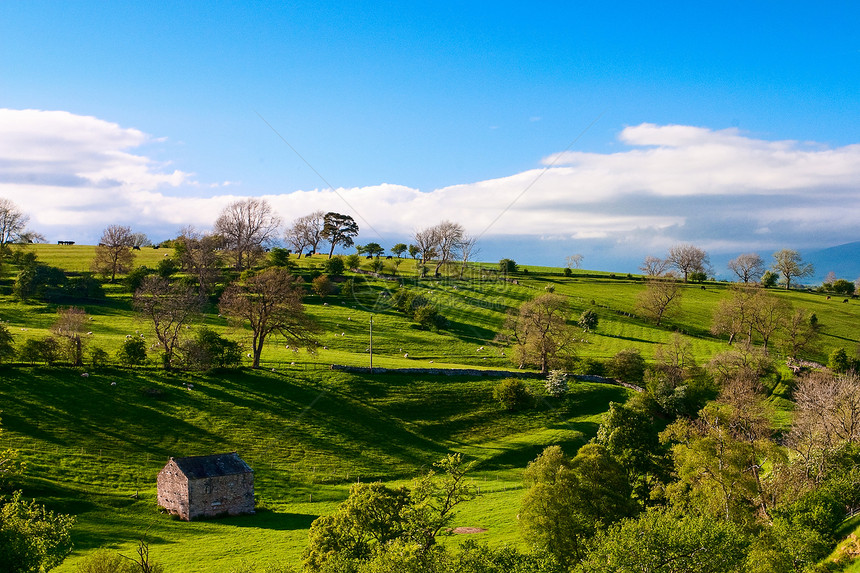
[170,452,252,480]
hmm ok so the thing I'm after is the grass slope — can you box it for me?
[1,366,628,571]
[2,244,860,570]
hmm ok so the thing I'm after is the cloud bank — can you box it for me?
[2,109,859,259]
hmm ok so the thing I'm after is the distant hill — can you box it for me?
[806,241,860,283]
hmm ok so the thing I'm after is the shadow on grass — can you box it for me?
[217,510,318,530]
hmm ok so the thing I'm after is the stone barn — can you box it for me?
[157,452,254,521]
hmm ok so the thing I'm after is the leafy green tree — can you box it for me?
[117,338,147,367]
[407,244,420,260]
[303,454,476,571]
[578,309,598,331]
[607,348,646,385]
[596,402,669,503]
[576,507,749,573]
[180,328,241,370]
[311,275,335,299]
[760,270,779,288]
[267,247,291,268]
[362,242,385,258]
[520,444,636,563]
[0,324,15,363]
[344,254,361,270]
[369,258,385,273]
[18,337,61,366]
[14,264,67,302]
[493,378,532,411]
[828,347,850,373]
[830,278,855,295]
[324,256,345,277]
[391,243,408,258]
[125,266,155,294]
[321,212,359,259]
[0,490,75,573]
[89,347,109,368]
[499,258,518,275]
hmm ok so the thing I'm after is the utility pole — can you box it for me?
[369,314,373,373]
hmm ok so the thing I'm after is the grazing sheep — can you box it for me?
[81,373,89,377]
[110,381,117,386]
[404,353,409,358]
[87,332,93,335]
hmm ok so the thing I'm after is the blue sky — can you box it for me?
[2,2,859,275]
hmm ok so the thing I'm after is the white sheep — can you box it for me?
[81,372,89,377]
[404,353,409,358]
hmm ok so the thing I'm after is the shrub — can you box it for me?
[578,309,598,331]
[19,337,61,365]
[829,348,851,373]
[579,357,606,376]
[180,328,241,370]
[324,256,345,277]
[608,348,646,384]
[545,370,569,398]
[499,259,518,274]
[689,271,707,283]
[345,254,362,270]
[125,266,155,293]
[340,278,355,299]
[312,275,335,299]
[493,378,532,411]
[563,267,572,277]
[156,258,179,279]
[0,324,15,362]
[117,338,147,367]
[761,270,779,288]
[268,247,291,267]
[89,347,109,368]
[413,305,443,330]
[369,258,385,273]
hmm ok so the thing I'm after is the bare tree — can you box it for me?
[457,235,480,278]
[635,278,682,326]
[565,254,584,269]
[286,211,325,257]
[174,227,223,297]
[771,249,814,290]
[711,285,759,345]
[782,308,821,360]
[220,268,318,367]
[321,212,359,259]
[748,291,790,354]
[52,307,88,366]
[214,198,282,269]
[639,255,669,277]
[412,227,438,264]
[92,225,135,282]
[501,293,577,374]
[666,244,710,282]
[129,232,152,248]
[411,221,465,275]
[0,198,42,247]
[727,253,765,284]
[134,276,200,369]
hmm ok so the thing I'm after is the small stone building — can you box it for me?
[156,452,254,521]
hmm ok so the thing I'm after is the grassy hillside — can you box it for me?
[2,244,860,570]
[0,366,628,571]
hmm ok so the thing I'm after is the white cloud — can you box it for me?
[2,109,859,256]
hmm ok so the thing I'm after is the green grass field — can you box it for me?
[1,244,859,570]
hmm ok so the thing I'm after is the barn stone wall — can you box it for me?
[157,459,191,520]
[186,472,255,520]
